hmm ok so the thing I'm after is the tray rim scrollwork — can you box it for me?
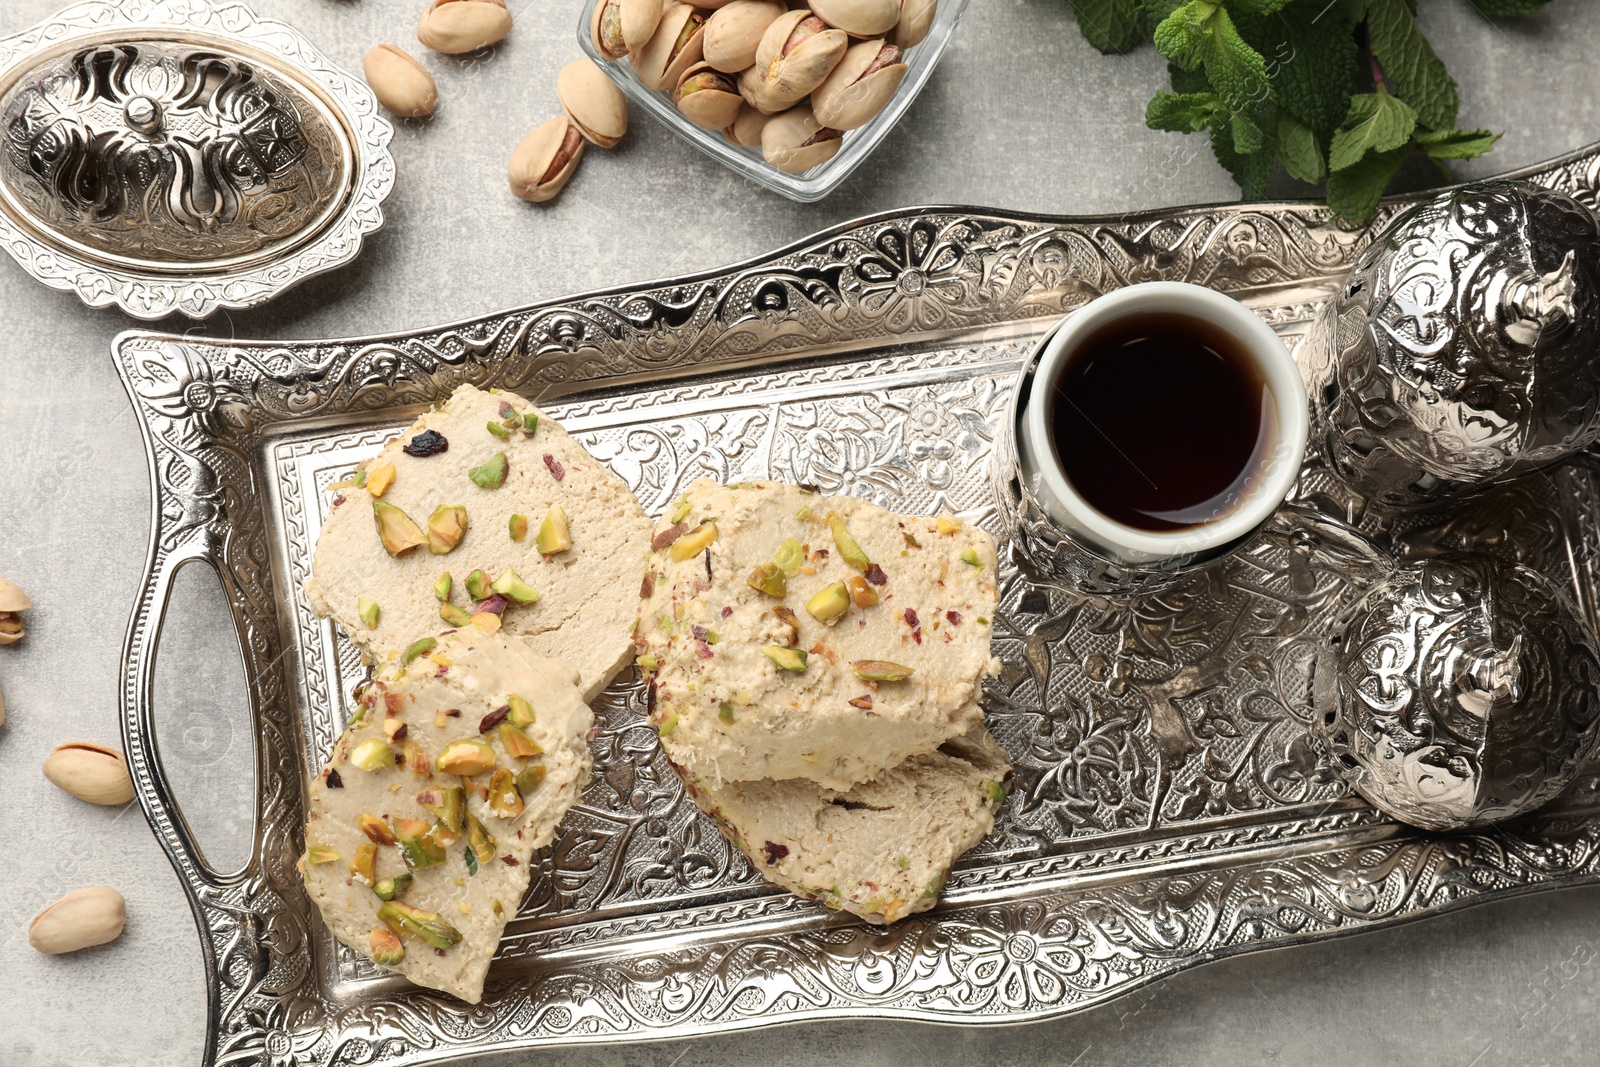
[111,141,1600,1067]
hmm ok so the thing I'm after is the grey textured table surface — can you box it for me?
[2,2,1599,1065]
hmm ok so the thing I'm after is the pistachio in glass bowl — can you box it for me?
[575,0,968,202]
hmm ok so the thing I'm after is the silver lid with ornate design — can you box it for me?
[0,1,395,319]
[1304,181,1600,510]
[1311,552,1600,831]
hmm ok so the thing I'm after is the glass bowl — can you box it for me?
[574,0,970,202]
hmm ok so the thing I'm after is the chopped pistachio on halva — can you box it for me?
[302,625,592,1003]
[306,383,651,701]
[638,479,1001,790]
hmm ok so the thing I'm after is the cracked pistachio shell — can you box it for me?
[892,0,936,48]
[417,0,513,55]
[633,2,706,92]
[364,44,438,118]
[590,0,664,58]
[812,39,905,130]
[558,58,629,147]
[703,0,787,73]
[674,62,744,130]
[724,102,771,146]
[754,10,848,110]
[509,117,586,203]
[761,105,842,173]
[0,577,30,612]
[43,741,136,806]
[29,887,126,955]
[811,0,899,36]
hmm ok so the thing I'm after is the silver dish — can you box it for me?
[0,0,395,320]
[115,141,1600,1066]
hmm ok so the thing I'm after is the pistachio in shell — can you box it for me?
[363,44,438,118]
[724,102,771,147]
[42,742,136,806]
[633,2,707,93]
[754,10,848,111]
[812,39,905,130]
[591,0,664,59]
[557,58,629,148]
[703,0,787,73]
[509,117,586,203]
[674,62,744,130]
[0,576,28,646]
[892,0,937,48]
[761,105,843,173]
[28,887,126,955]
[811,0,900,36]
[416,0,513,55]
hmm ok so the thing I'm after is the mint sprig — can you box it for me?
[1071,0,1545,221]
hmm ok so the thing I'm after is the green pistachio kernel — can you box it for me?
[358,597,381,629]
[351,738,394,771]
[507,694,536,727]
[491,568,539,604]
[433,574,452,602]
[762,646,809,672]
[469,452,508,490]
[401,636,437,665]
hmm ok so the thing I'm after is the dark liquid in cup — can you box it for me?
[1047,311,1273,532]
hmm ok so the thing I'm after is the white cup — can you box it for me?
[1015,282,1309,569]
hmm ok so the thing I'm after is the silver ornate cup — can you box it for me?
[1305,181,1600,511]
[1310,552,1600,831]
[995,283,1308,597]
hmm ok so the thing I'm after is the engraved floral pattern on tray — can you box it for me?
[113,142,1600,1067]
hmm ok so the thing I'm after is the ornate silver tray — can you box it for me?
[0,1,395,320]
[114,142,1600,1067]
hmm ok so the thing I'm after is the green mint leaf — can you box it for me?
[1153,2,1274,117]
[1072,0,1143,53]
[1166,58,1211,95]
[1325,145,1409,223]
[1232,112,1266,155]
[1277,113,1327,184]
[1470,0,1550,14]
[1415,127,1502,159]
[1136,0,1185,38]
[1364,0,1460,130]
[1269,5,1361,136]
[1146,90,1229,132]
[1210,121,1274,200]
[1230,0,1295,12]
[1329,90,1418,171]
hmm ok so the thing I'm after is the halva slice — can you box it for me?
[678,724,1012,924]
[302,625,592,1003]
[638,479,1001,790]
[306,383,651,701]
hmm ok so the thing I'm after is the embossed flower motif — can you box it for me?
[952,903,1083,1009]
[135,341,253,436]
[851,221,975,332]
[220,1001,322,1067]
[780,402,911,501]
[904,400,958,488]
[901,391,996,491]
[1027,713,1132,812]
